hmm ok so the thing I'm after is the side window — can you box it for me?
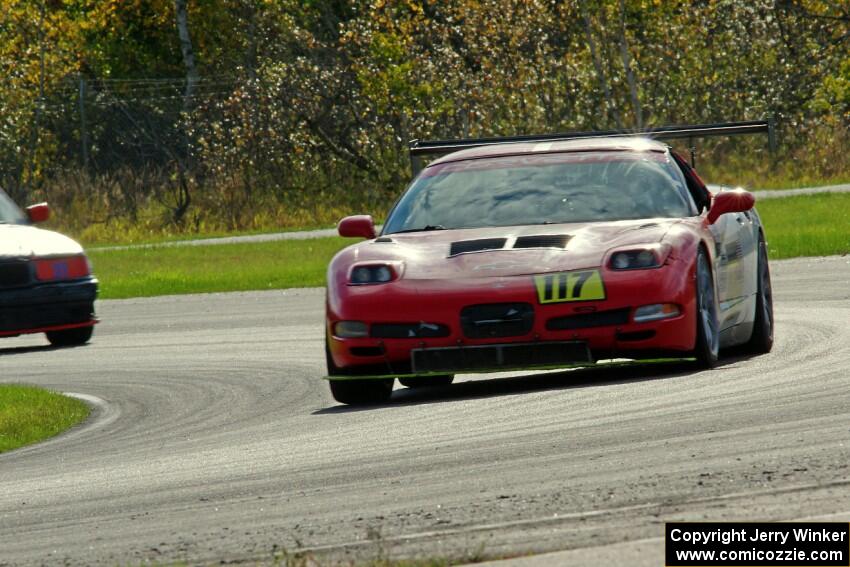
[671,151,711,213]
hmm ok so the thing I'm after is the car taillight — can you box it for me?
[33,256,90,281]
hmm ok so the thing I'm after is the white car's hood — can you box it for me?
[0,224,84,258]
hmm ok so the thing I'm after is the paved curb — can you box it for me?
[90,227,340,252]
[752,183,850,200]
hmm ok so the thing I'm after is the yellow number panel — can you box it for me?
[534,270,606,304]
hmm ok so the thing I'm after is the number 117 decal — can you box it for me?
[534,270,606,303]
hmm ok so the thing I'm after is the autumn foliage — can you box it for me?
[1,1,847,240]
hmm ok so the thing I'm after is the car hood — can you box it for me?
[0,224,85,258]
[339,219,680,280]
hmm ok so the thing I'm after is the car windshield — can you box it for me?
[0,189,27,224]
[383,151,696,234]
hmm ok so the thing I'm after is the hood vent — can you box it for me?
[449,238,507,256]
[513,235,570,249]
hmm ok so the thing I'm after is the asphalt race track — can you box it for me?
[1,256,849,566]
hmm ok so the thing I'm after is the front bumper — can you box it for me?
[327,262,698,378]
[0,278,98,337]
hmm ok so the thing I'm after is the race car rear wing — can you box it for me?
[408,118,776,174]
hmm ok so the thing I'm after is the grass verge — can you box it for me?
[67,182,847,249]
[89,237,350,299]
[757,192,850,259]
[88,193,850,299]
[0,385,90,453]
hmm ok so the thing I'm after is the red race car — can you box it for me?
[326,122,774,405]
[0,190,98,346]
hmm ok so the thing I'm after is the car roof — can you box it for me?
[426,136,669,168]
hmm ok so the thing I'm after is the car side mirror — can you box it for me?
[26,202,50,223]
[707,190,754,225]
[338,215,376,239]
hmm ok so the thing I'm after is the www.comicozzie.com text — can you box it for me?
[670,527,848,546]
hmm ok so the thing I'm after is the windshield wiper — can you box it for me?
[392,224,448,234]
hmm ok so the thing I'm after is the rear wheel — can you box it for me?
[742,235,774,354]
[399,375,454,388]
[46,325,93,347]
[692,248,719,368]
[326,340,394,405]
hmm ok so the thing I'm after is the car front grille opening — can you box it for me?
[513,235,571,249]
[547,308,630,330]
[616,330,656,342]
[370,322,450,339]
[461,302,534,339]
[449,238,507,256]
[349,346,385,357]
[412,341,591,373]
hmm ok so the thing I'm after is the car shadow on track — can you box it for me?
[314,353,760,414]
[0,344,62,356]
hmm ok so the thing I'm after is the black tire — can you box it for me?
[692,248,719,368]
[46,325,93,347]
[399,375,454,388]
[742,234,774,354]
[326,339,394,405]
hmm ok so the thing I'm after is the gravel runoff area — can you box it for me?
[90,183,850,251]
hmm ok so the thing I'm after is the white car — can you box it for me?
[0,189,98,346]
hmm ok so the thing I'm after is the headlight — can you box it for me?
[348,264,399,285]
[608,245,669,270]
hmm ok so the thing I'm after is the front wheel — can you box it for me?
[692,248,719,368]
[326,339,394,405]
[46,325,93,347]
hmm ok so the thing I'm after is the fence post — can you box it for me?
[79,76,89,170]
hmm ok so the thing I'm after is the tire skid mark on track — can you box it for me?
[1,257,849,565]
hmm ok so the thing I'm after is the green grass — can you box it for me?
[0,385,90,453]
[67,179,847,249]
[701,167,850,192]
[53,195,371,247]
[89,237,351,299]
[758,192,850,259]
[87,193,850,299]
